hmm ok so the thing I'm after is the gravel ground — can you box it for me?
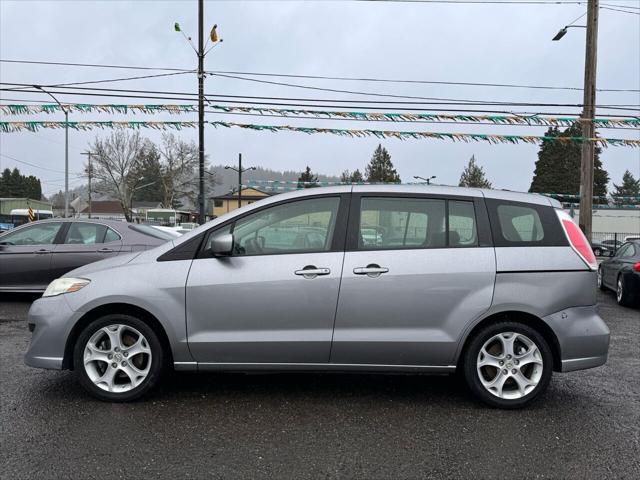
[1,291,638,479]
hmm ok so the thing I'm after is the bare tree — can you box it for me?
[90,131,146,221]
[157,133,202,208]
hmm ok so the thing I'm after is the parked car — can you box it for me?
[598,240,640,307]
[0,219,174,292]
[591,242,613,257]
[24,185,609,408]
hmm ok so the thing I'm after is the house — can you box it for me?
[77,200,126,221]
[211,187,271,218]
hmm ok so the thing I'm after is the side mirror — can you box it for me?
[210,233,234,256]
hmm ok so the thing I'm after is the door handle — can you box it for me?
[98,248,114,253]
[34,249,51,255]
[353,264,389,278]
[294,265,331,279]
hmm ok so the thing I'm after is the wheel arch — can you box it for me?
[456,310,562,372]
[62,303,174,370]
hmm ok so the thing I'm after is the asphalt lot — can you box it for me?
[1,291,638,479]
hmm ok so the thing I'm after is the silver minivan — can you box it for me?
[25,185,609,408]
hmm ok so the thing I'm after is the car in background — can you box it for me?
[625,235,640,242]
[591,241,614,257]
[0,219,174,293]
[149,225,184,238]
[598,240,640,307]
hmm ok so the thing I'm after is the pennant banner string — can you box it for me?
[1,103,639,129]
[1,120,639,148]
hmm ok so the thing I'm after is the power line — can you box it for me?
[0,59,193,73]
[6,71,195,93]
[2,58,637,93]
[600,5,640,14]
[0,152,66,174]
[2,91,639,117]
[3,83,639,110]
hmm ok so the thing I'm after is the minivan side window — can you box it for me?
[358,197,447,249]
[205,197,341,256]
[449,201,478,247]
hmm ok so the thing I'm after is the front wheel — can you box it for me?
[597,267,606,290]
[73,314,164,402]
[463,322,553,409]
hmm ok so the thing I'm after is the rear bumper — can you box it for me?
[543,305,610,372]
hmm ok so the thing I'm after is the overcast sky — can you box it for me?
[1,0,639,197]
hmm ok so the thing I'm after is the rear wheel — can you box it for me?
[463,321,553,409]
[593,247,602,257]
[616,275,637,307]
[73,314,164,402]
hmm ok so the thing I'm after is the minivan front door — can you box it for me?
[331,194,495,367]
[185,195,348,365]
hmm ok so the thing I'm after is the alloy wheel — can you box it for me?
[597,268,602,288]
[476,332,543,400]
[617,278,623,303]
[83,324,152,393]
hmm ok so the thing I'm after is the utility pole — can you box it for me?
[225,153,255,210]
[197,0,206,225]
[81,151,93,218]
[578,0,599,239]
[237,153,242,209]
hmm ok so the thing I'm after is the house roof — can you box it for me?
[211,187,272,201]
[79,200,124,214]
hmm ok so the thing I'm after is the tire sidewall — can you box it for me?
[463,321,553,409]
[73,314,164,402]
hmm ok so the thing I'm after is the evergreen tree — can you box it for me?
[459,155,492,188]
[351,169,364,183]
[365,144,400,183]
[0,167,42,199]
[297,166,318,188]
[340,169,365,183]
[529,124,609,202]
[612,170,640,205]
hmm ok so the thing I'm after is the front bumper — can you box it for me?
[543,305,610,372]
[24,294,79,370]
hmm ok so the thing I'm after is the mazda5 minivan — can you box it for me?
[25,185,609,408]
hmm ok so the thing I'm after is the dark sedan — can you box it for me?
[0,219,175,293]
[598,240,640,307]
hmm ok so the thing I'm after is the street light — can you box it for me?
[225,153,256,209]
[414,175,437,185]
[34,85,69,217]
[552,25,586,41]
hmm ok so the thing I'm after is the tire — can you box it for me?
[463,321,553,409]
[616,274,637,308]
[73,314,164,402]
[597,266,606,291]
[593,247,602,257]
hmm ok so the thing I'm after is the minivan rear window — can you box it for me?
[485,199,567,247]
[497,204,544,242]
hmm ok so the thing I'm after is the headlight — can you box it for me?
[43,278,91,297]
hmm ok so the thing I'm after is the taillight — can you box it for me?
[556,210,597,270]
[633,262,640,273]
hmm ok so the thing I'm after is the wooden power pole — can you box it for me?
[578,0,599,239]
